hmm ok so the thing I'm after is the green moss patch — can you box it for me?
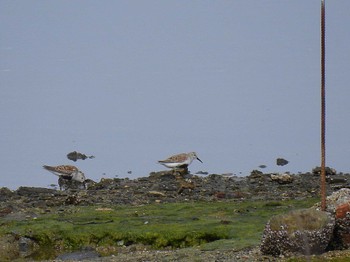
[269,209,331,234]
[0,198,319,259]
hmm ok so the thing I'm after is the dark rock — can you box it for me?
[327,176,347,184]
[248,170,264,178]
[18,236,38,257]
[150,170,186,179]
[67,151,95,162]
[276,158,289,166]
[196,171,209,175]
[16,187,56,196]
[313,166,337,176]
[0,187,14,201]
[153,173,177,182]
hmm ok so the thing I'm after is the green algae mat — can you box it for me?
[0,198,319,259]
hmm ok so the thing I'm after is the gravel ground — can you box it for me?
[34,246,276,262]
[33,245,350,262]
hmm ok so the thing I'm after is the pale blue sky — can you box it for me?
[1,1,349,189]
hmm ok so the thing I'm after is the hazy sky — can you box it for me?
[1,1,349,190]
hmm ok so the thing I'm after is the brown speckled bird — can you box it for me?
[43,165,86,182]
[158,152,202,168]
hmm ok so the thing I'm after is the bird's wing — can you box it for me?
[43,165,77,175]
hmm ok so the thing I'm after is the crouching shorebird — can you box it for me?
[43,165,86,190]
[158,152,203,171]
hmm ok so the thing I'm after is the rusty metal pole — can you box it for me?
[320,0,326,211]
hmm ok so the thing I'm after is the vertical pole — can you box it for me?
[320,0,326,211]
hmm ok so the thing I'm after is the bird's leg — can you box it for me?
[172,167,177,176]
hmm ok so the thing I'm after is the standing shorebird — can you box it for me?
[43,165,86,190]
[158,152,203,169]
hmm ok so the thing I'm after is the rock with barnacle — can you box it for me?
[260,208,335,256]
[270,173,294,184]
[333,203,350,249]
[313,188,350,214]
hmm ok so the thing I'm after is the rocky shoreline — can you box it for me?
[1,169,350,261]
[2,169,349,209]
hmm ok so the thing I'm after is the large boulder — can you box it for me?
[324,189,350,249]
[261,209,335,256]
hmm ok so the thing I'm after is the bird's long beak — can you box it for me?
[197,157,203,163]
